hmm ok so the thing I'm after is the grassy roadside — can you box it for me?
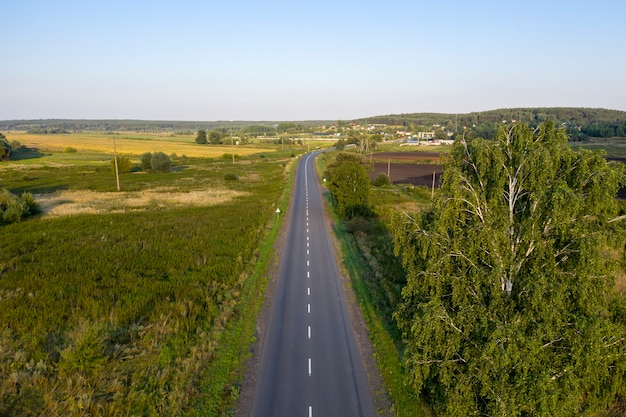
[332,219,424,416]
[315,152,425,416]
[192,156,298,416]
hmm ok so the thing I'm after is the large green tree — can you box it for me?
[325,153,370,219]
[393,122,626,416]
[195,129,207,144]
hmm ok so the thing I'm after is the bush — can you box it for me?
[140,152,152,171]
[224,173,239,181]
[0,189,40,225]
[222,153,240,161]
[372,173,391,187]
[151,151,171,172]
[64,147,77,153]
[0,134,11,160]
[110,155,133,173]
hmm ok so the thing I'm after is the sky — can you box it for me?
[2,0,625,121]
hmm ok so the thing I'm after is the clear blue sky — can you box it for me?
[2,0,625,121]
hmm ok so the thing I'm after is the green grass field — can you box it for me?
[0,133,298,415]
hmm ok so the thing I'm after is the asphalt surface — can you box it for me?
[249,153,377,417]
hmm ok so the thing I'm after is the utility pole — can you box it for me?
[230,129,234,164]
[113,136,120,191]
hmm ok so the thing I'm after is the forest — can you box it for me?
[358,107,626,140]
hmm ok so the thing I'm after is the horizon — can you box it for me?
[2,1,626,120]
[2,106,626,124]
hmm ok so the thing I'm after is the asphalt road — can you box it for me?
[249,153,377,417]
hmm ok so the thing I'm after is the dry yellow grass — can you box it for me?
[36,188,247,217]
[8,132,272,158]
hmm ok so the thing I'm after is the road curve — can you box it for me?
[249,152,377,417]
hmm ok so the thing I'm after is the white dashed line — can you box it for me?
[307,287,310,295]
[308,326,311,339]
[309,406,313,417]
[308,358,312,376]
[308,304,310,313]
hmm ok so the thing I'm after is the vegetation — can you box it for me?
[317,150,428,416]
[0,188,40,224]
[372,173,391,187]
[357,107,626,140]
[110,155,132,173]
[0,134,292,415]
[392,122,626,416]
[1,133,11,160]
[324,152,371,219]
[195,129,207,144]
[150,151,172,172]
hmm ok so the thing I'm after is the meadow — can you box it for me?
[0,133,298,415]
[7,131,272,159]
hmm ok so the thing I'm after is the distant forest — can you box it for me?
[1,108,626,140]
[358,107,626,140]
[0,119,329,135]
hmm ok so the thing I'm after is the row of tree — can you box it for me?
[195,129,227,144]
[111,152,172,174]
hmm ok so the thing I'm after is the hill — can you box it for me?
[356,107,626,140]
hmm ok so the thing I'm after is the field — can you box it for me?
[365,152,444,188]
[6,131,273,159]
[0,133,296,415]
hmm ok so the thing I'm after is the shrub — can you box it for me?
[151,151,171,172]
[64,147,77,153]
[0,189,40,225]
[372,173,391,187]
[110,155,132,173]
[0,134,11,160]
[140,152,153,171]
[222,153,241,161]
[224,173,239,181]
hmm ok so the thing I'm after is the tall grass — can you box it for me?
[0,152,286,415]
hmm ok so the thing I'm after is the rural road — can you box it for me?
[249,152,378,416]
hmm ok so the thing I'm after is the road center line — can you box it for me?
[308,358,312,376]
[308,326,311,339]
[308,304,310,313]
[307,287,310,295]
[309,406,313,417]
[307,271,310,278]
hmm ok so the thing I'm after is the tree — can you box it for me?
[335,138,346,151]
[150,151,171,172]
[140,152,152,171]
[208,129,223,145]
[326,153,371,219]
[392,122,626,416]
[0,133,11,160]
[110,155,132,173]
[195,129,207,144]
